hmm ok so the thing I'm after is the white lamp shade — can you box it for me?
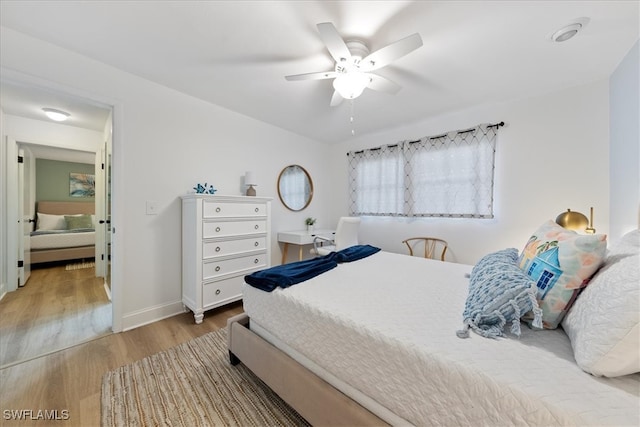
[245,172,256,186]
[333,72,370,99]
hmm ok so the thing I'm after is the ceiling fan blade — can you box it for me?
[360,33,423,72]
[367,73,401,95]
[285,71,337,81]
[317,22,352,63]
[330,90,344,107]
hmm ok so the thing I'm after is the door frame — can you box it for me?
[1,69,123,333]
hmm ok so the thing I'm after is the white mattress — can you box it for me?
[30,231,95,250]
[242,251,640,426]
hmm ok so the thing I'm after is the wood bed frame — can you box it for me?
[227,313,389,426]
[31,201,96,264]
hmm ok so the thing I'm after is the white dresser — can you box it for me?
[182,194,271,324]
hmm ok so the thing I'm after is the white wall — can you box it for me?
[1,27,333,330]
[3,115,103,152]
[609,40,640,243]
[329,79,610,265]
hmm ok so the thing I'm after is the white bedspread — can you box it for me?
[30,231,95,250]
[242,251,640,426]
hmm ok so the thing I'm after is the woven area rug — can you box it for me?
[65,260,95,270]
[101,328,309,427]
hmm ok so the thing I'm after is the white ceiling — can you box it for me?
[0,80,112,132]
[0,1,638,143]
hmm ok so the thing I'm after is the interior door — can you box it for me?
[95,145,106,277]
[105,138,112,290]
[6,137,19,291]
[94,137,112,289]
[17,146,34,286]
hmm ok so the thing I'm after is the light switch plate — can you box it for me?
[146,201,158,215]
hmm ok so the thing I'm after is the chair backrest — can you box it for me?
[334,217,361,251]
[402,237,448,261]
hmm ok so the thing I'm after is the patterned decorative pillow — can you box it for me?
[457,248,542,339]
[562,229,639,377]
[518,220,607,329]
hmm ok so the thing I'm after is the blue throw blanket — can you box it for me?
[245,244,381,292]
[333,244,380,262]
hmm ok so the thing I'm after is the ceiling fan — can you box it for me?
[285,22,423,107]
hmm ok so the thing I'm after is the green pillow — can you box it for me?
[65,214,93,230]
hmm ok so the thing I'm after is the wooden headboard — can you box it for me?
[36,201,95,215]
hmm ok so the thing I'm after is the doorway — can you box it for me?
[0,80,115,368]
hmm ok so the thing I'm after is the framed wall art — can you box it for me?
[70,172,95,197]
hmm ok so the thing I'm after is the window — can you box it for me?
[348,123,500,218]
[537,270,555,296]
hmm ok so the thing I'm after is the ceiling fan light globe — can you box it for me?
[333,72,370,99]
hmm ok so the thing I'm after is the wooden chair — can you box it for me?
[402,237,448,261]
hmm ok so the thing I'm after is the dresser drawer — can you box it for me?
[203,220,266,238]
[203,201,266,218]
[202,276,243,307]
[203,237,266,259]
[203,253,267,280]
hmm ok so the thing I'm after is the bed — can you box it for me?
[228,227,640,426]
[30,201,96,264]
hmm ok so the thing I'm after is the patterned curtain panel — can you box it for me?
[348,123,500,218]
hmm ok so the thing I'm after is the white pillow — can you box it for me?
[36,212,67,230]
[562,229,640,377]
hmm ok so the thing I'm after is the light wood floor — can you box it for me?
[0,301,244,427]
[0,263,111,368]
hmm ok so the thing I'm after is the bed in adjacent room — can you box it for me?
[228,225,640,426]
[30,201,96,264]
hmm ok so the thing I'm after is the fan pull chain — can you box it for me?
[350,99,356,136]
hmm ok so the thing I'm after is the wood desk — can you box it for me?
[277,229,335,264]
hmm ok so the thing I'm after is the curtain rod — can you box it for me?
[347,121,504,155]
[425,121,505,141]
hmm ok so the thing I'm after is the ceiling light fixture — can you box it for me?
[332,71,371,100]
[550,17,590,43]
[42,107,70,122]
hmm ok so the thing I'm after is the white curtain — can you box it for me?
[348,123,499,218]
[349,144,404,216]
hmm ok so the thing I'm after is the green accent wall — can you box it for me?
[36,159,95,202]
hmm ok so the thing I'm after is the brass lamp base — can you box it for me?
[246,185,256,197]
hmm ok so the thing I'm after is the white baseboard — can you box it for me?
[121,300,186,332]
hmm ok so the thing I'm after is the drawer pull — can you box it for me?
[254,241,259,247]
[215,266,221,272]
[215,289,221,295]
[255,207,259,213]
[215,246,221,252]
[215,226,221,232]
[216,207,221,213]
[254,258,259,264]
[254,224,259,230]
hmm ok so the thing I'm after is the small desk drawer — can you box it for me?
[203,237,266,259]
[203,253,267,280]
[203,220,266,238]
[203,201,266,218]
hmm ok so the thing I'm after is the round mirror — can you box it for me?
[277,165,313,211]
